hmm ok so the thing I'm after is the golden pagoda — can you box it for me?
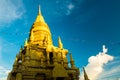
[7,6,80,80]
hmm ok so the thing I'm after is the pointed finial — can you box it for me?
[58,36,63,48]
[38,5,41,15]
[13,56,18,66]
[15,57,18,61]
[20,46,23,52]
[83,67,90,80]
[34,5,45,22]
[70,53,76,68]
[24,38,28,46]
[70,53,74,61]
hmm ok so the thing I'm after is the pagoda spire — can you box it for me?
[58,36,63,48]
[70,53,75,68]
[35,5,45,23]
[20,46,23,52]
[70,53,74,61]
[38,5,41,15]
[83,67,90,80]
[28,5,52,46]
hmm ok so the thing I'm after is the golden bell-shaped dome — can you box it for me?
[29,5,52,46]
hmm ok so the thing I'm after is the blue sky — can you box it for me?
[0,0,120,80]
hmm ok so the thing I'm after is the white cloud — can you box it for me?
[0,66,10,80]
[66,3,75,15]
[68,3,74,10]
[97,57,120,80]
[0,77,7,80]
[0,0,25,25]
[0,39,9,80]
[80,45,114,80]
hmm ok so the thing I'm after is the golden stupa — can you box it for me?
[7,6,80,80]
